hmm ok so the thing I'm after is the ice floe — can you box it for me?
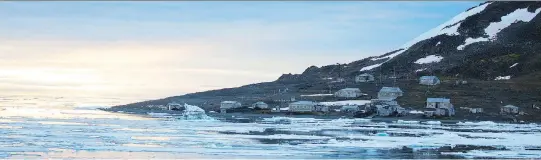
[2,106,541,159]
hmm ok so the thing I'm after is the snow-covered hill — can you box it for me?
[288,1,541,81]
[112,2,541,119]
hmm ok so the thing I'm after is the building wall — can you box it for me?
[220,102,241,109]
[377,92,401,100]
[355,75,374,82]
[426,102,451,109]
[289,104,314,112]
[501,107,519,114]
[376,106,392,116]
[335,90,361,98]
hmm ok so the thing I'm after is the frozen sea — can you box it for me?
[1,98,541,159]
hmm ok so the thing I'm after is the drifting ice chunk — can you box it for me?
[457,121,497,126]
[147,112,171,118]
[425,121,442,125]
[376,132,389,137]
[396,120,419,124]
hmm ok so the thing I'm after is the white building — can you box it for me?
[288,101,317,112]
[167,102,184,110]
[377,87,403,100]
[355,73,375,83]
[419,76,441,86]
[334,88,362,98]
[501,105,519,115]
[425,98,455,117]
[251,101,269,109]
[220,101,242,113]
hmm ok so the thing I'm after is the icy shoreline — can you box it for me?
[104,107,533,125]
[3,106,541,159]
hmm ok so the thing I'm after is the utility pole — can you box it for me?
[393,66,397,87]
[337,63,341,80]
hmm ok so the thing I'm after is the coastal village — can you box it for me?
[144,72,529,120]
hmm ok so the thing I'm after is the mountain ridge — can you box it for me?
[110,1,541,121]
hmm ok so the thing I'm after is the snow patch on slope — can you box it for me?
[455,7,540,51]
[457,37,490,50]
[415,68,427,72]
[510,63,518,68]
[414,55,444,64]
[494,75,511,80]
[371,49,406,61]
[364,49,407,71]
[485,8,541,40]
[363,2,491,71]
[360,63,383,71]
[401,2,491,49]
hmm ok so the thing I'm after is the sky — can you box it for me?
[0,1,478,106]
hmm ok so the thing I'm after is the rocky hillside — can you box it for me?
[110,1,541,118]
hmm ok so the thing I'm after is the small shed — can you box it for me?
[469,108,484,114]
[289,101,317,112]
[334,88,362,98]
[251,101,269,109]
[419,76,441,86]
[375,105,405,117]
[355,73,375,83]
[220,101,242,113]
[426,98,455,117]
[167,102,184,111]
[501,105,519,115]
[375,105,392,116]
[377,87,403,101]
